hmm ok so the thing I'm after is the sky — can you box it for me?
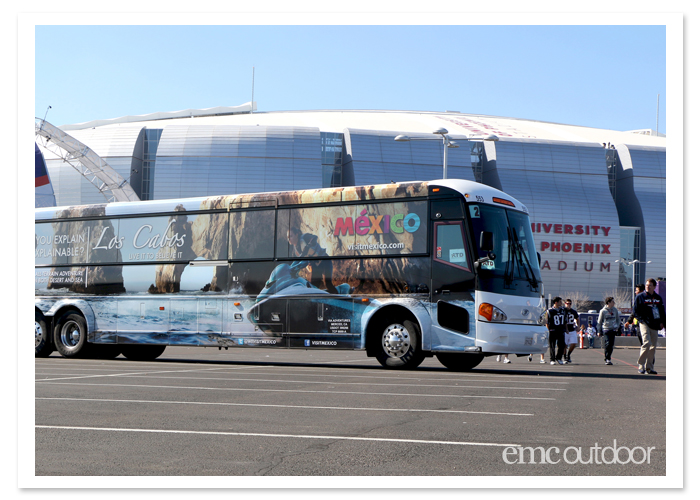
[35,24,667,133]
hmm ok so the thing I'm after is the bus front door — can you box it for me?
[431,220,477,347]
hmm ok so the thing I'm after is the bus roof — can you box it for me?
[35,179,528,221]
[430,179,528,214]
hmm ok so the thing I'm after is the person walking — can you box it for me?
[632,278,666,375]
[563,299,580,363]
[546,297,567,365]
[495,354,512,364]
[625,284,645,346]
[625,284,657,371]
[586,322,597,348]
[597,297,621,365]
[528,353,546,363]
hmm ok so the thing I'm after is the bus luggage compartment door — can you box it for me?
[287,296,357,349]
[246,297,287,336]
[168,298,199,345]
[197,298,223,335]
[117,298,169,344]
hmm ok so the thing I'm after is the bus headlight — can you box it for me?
[478,303,507,322]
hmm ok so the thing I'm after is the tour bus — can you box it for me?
[35,179,548,370]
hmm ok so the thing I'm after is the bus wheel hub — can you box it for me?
[35,321,43,348]
[382,324,409,357]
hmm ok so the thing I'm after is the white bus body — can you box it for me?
[35,179,548,369]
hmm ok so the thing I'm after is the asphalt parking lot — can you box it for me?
[35,345,666,477]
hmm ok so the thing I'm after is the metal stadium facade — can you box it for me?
[35,104,666,302]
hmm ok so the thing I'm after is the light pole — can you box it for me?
[615,258,652,307]
[394,129,499,179]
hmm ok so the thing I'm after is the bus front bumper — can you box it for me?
[475,321,548,355]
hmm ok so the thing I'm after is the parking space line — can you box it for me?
[36,397,534,416]
[36,382,557,400]
[175,370,571,385]
[34,366,253,382]
[111,374,566,391]
[261,365,574,381]
[35,425,521,447]
[33,368,569,386]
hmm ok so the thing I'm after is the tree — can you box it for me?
[561,291,593,312]
[602,288,633,312]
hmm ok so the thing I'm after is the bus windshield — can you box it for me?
[467,204,542,289]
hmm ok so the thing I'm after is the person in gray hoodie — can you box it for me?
[597,297,621,365]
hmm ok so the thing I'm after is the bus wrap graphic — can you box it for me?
[279,200,428,259]
[333,209,421,236]
[35,179,547,369]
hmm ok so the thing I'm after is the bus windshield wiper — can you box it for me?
[511,229,539,289]
[504,228,516,287]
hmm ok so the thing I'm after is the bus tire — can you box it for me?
[375,318,425,369]
[436,352,484,371]
[35,310,54,357]
[121,345,166,361]
[53,311,91,358]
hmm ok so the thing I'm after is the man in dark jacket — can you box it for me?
[633,278,665,375]
[546,297,567,365]
[625,284,653,367]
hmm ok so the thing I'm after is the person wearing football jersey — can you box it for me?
[563,299,580,363]
[632,278,665,375]
[546,297,567,365]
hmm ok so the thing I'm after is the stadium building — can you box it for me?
[35,104,666,303]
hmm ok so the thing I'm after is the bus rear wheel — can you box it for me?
[53,311,91,358]
[436,352,484,371]
[375,319,425,369]
[35,310,54,357]
[120,345,167,361]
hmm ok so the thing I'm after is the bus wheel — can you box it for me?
[436,352,484,371]
[375,319,425,369]
[35,310,54,358]
[53,311,90,358]
[121,345,166,361]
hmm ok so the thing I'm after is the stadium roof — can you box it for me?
[60,104,666,148]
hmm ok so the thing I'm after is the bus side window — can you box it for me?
[435,223,471,271]
[229,209,275,260]
[275,209,291,258]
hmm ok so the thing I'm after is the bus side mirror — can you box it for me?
[476,231,496,268]
[480,231,494,252]
[537,252,542,265]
